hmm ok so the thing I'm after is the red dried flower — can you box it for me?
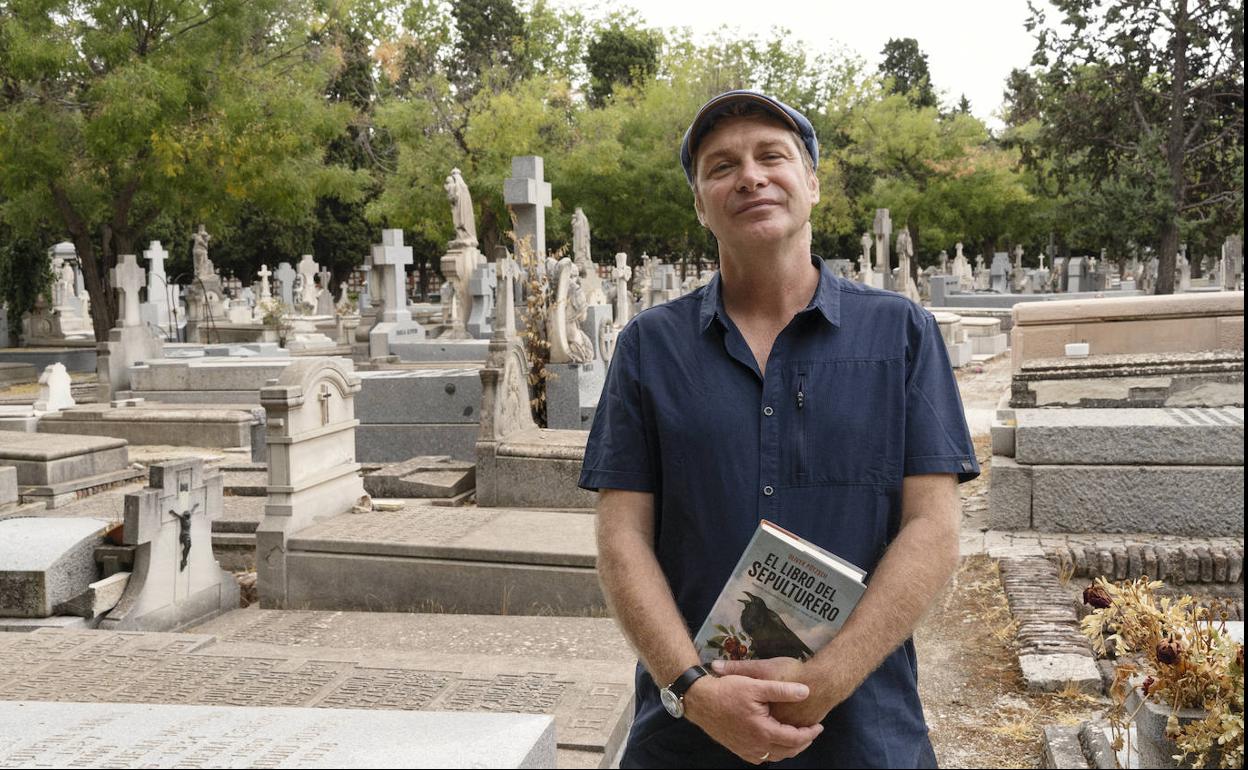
[1141,676,1155,695]
[1156,639,1182,665]
[1083,584,1112,609]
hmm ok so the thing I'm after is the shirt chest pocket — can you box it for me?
[781,359,905,486]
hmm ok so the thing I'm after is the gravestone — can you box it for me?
[0,517,108,617]
[33,362,75,413]
[612,253,633,327]
[466,262,496,339]
[929,274,958,307]
[990,252,1011,293]
[99,457,240,630]
[1067,257,1085,293]
[257,358,364,608]
[139,240,173,335]
[98,254,164,401]
[503,156,552,260]
[872,209,892,288]
[367,229,425,358]
[974,254,989,291]
[1221,234,1242,290]
[274,262,297,308]
[0,701,555,769]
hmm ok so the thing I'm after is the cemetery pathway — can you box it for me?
[916,555,1102,768]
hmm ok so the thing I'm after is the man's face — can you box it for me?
[692,114,820,248]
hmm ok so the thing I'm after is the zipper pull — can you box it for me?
[796,374,805,410]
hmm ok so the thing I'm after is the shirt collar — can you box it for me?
[698,254,842,332]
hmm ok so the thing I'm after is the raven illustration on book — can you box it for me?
[739,592,814,660]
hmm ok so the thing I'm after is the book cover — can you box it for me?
[693,520,867,662]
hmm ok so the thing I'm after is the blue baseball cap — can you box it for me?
[680,90,819,186]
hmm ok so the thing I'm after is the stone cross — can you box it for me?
[495,249,520,339]
[257,264,272,300]
[111,254,146,327]
[503,156,552,260]
[612,252,633,326]
[274,262,296,307]
[872,208,892,274]
[1013,244,1024,269]
[296,255,320,311]
[143,240,169,303]
[318,382,332,425]
[370,229,414,319]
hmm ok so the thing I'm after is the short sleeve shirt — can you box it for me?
[579,257,979,768]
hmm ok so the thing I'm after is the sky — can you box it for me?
[600,0,1042,129]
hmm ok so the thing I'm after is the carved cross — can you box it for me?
[503,156,552,259]
[318,382,332,425]
[257,264,272,300]
[111,253,146,327]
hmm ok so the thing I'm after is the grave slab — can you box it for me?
[0,517,108,617]
[1010,350,1244,409]
[987,457,1032,530]
[38,404,257,448]
[1018,653,1101,694]
[355,424,479,463]
[1014,407,1243,465]
[0,362,36,385]
[356,368,483,424]
[0,432,130,486]
[281,503,601,615]
[0,625,632,767]
[363,456,475,498]
[1031,464,1243,536]
[0,700,556,768]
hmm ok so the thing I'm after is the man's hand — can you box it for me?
[682,673,824,764]
[711,657,855,727]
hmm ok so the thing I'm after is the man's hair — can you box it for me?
[689,101,816,190]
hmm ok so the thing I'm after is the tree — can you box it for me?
[0,0,364,336]
[1027,0,1244,293]
[878,38,937,109]
[585,23,660,106]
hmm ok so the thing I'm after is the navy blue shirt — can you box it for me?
[579,257,979,768]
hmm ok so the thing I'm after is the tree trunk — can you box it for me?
[76,231,115,340]
[1157,0,1190,296]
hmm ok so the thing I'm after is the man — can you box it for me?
[579,90,979,768]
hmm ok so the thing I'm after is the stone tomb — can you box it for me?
[1011,291,1244,368]
[1008,350,1244,409]
[959,316,1009,360]
[256,358,365,609]
[98,458,239,631]
[276,501,601,615]
[0,516,108,617]
[931,311,973,368]
[989,407,1244,535]
[0,616,632,767]
[476,330,593,509]
[363,456,475,499]
[0,701,555,769]
[38,402,260,450]
[0,432,144,508]
[354,368,484,463]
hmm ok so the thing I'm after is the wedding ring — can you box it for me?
[760,752,771,762]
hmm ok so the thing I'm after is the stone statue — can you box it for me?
[548,258,594,364]
[444,168,477,247]
[860,232,873,271]
[192,225,214,280]
[572,207,591,266]
[896,228,913,261]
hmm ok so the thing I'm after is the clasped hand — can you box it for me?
[682,657,830,765]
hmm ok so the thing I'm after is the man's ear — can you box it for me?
[808,168,820,205]
[693,186,708,227]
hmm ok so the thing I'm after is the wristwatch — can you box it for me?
[659,664,713,719]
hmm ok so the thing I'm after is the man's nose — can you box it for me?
[735,160,767,192]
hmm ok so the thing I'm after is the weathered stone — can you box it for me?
[0,700,556,769]
[363,457,475,499]
[987,457,1031,530]
[1226,547,1242,583]
[1184,548,1201,584]
[1196,546,1213,582]
[37,405,257,448]
[1126,545,1143,579]
[1019,653,1101,694]
[0,465,16,508]
[0,517,108,617]
[1143,546,1159,579]
[1014,407,1243,466]
[1030,465,1243,536]
[1213,548,1229,582]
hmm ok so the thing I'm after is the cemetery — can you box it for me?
[0,2,1243,768]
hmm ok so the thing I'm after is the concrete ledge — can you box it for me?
[987,456,1032,529]
[1014,407,1243,465]
[1020,653,1102,694]
[284,551,604,615]
[1041,725,1091,769]
[1031,464,1244,536]
[355,423,479,463]
[38,406,256,448]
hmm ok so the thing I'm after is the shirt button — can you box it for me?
[763,485,774,496]
[763,406,774,416]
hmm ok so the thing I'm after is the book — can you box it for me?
[693,520,867,662]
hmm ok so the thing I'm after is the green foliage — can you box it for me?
[585,21,660,106]
[879,37,937,109]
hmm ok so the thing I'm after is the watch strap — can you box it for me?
[668,664,712,699]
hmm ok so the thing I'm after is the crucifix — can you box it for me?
[111,253,146,328]
[318,382,332,425]
[503,156,552,261]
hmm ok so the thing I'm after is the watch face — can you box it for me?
[660,687,684,719]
